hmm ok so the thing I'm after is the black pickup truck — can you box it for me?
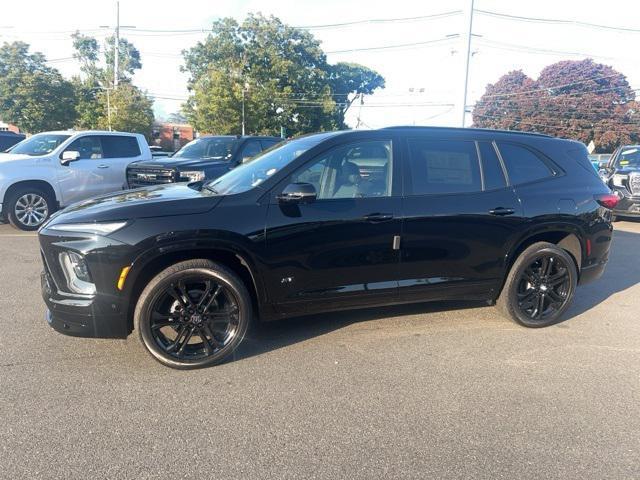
[0,131,26,151]
[127,135,281,188]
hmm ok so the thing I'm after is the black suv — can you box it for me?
[598,145,640,219]
[126,135,281,188]
[39,127,616,369]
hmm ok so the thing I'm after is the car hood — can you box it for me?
[0,153,46,164]
[615,167,640,174]
[45,184,222,225]
[128,157,230,170]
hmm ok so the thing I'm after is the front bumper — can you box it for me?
[612,187,640,216]
[41,270,129,338]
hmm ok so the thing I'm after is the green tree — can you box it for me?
[71,32,153,135]
[472,59,638,152]
[0,41,77,133]
[182,14,385,135]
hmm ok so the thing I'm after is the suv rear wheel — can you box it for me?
[497,242,577,327]
[6,186,53,230]
[134,259,252,369]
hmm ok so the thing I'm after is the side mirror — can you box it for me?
[61,150,80,165]
[276,182,317,204]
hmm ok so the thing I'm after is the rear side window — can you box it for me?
[497,142,553,185]
[478,142,507,190]
[261,139,281,150]
[407,139,482,195]
[239,140,263,160]
[101,136,141,158]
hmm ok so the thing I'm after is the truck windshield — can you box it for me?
[9,134,71,156]
[615,146,640,169]
[205,134,333,196]
[173,137,235,160]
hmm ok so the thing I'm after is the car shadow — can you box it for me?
[564,227,640,319]
[233,299,486,362]
[232,227,640,363]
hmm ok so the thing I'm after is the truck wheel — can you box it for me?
[497,242,577,328]
[134,259,253,369]
[6,186,54,230]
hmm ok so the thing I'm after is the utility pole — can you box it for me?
[106,88,112,131]
[114,1,119,88]
[100,2,134,89]
[459,0,475,127]
[241,87,245,136]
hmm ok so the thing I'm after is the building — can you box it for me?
[151,122,195,152]
[0,120,20,133]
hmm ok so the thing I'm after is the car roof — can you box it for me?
[33,130,141,136]
[198,135,282,140]
[380,125,552,138]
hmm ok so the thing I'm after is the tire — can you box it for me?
[6,186,54,231]
[134,259,253,369]
[497,242,577,328]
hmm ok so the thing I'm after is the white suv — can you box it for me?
[0,131,151,230]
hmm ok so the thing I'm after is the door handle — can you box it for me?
[97,164,109,169]
[488,207,515,216]
[363,213,394,222]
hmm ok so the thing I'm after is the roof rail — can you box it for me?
[380,125,552,138]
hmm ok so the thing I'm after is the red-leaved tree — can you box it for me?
[472,59,639,152]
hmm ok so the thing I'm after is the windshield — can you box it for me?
[615,146,640,169]
[173,137,235,160]
[205,134,330,195]
[9,134,71,156]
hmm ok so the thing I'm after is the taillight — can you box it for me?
[594,193,619,209]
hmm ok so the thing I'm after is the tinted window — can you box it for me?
[497,142,553,185]
[240,140,262,160]
[614,145,640,169]
[101,136,141,158]
[478,142,507,190]
[65,136,103,160]
[291,140,392,199]
[261,139,281,150]
[407,139,481,195]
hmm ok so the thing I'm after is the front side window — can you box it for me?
[65,136,103,160]
[291,140,392,200]
[173,137,235,160]
[9,134,70,156]
[497,142,554,185]
[101,136,141,158]
[407,139,481,195]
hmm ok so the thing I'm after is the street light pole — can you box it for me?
[241,87,245,136]
[459,0,475,127]
[114,1,119,88]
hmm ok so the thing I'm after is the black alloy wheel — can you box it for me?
[497,242,577,327]
[135,260,252,369]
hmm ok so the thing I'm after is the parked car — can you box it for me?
[588,153,611,172]
[599,145,640,219]
[126,135,281,188]
[0,131,26,151]
[39,127,615,369]
[0,131,151,230]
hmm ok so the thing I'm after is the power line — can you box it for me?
[295,10,462,29]
[475,8,640,34]
[476,38,620,62]
[326,36,456,54]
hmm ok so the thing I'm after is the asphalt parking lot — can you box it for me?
[0,221,638,479]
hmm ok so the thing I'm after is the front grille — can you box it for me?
[127,168,177,188]
[629,172,640,196]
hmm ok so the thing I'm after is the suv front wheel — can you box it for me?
[6,186,53,230]
[134,259,252,369]
[497,242,577,327]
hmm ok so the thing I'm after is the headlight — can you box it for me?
[612,174,627,187]
[179,170,205,182]
[48,221,127,235]
[58,251,95,295]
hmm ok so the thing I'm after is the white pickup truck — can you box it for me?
[0,131,151,230]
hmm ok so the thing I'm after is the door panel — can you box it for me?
[263,137,402,315]
[57,136,108,205]
[398,137,523,301]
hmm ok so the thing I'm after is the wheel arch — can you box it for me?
[2,179,60,220]
[123,242,266,334]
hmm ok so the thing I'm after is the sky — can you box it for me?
[2,0,640,130]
